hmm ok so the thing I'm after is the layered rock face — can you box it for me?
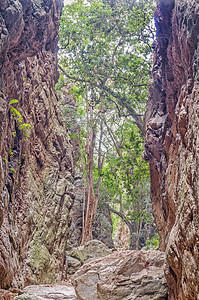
[13,285,77,300]
[145,0,199,298]
[72,250,168,300]
[0,0,75,288]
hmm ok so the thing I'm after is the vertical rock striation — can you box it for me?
[0,0,75,288]
[144,0,199,299]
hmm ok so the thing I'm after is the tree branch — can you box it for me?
[58,65,145,135]
[109,205,131,228]
[111,75,147,88]
[104,120,123,157]
[58,65,87,83]
[103,86,145,135]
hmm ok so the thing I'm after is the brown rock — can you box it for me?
[144,0,199,298]
[0,289,14,300]
[0,0,75,289]
[72,250,168,300]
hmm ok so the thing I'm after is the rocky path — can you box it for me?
[0,249,168,300]
[13,284,77,300]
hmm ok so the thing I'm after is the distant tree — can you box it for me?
[59,0,155,134]
[98,119,152,249]
[58,0,155,245]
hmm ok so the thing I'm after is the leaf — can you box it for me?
[19,123,32,130]
[9,99,19,105]
[10,107,23,119]
[58,0,155,248]
[9,149,13,157]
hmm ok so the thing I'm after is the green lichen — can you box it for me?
[28,235,58,283]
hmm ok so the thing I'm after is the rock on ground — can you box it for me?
[72,250,168,300]
[13,285,77,300]
[66,240,112,274]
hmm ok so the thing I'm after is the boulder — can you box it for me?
[66,240,112,274]
[13,285,77,300]
[72,250,168,300]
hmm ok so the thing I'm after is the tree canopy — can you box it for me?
[57,0,157,249]
[59,0,155,134]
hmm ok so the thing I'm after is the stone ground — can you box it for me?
[12,284,77,300]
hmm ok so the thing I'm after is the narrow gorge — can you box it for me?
[0,0,198,300]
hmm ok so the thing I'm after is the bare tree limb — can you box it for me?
[58,65,145,135]
[109,205,131,228]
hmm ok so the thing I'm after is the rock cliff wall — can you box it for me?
[145,0,199,298]
[0,0,75,288]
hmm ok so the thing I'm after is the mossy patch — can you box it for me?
[28,235,58,283]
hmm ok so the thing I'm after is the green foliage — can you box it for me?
[12,131,16,137]
[9,99,19,105]
[19,123,32,137]
[10,106,23,123]
[19,123,32,130]
[9,99,32,137]
[58,0,156,247]
[69,132,79,139]
[9,149,14,157]
[145,233,159,249]
[59,0,155,132]
[111,208,120,237]
[55,73,65,90]
[99,120,151,224]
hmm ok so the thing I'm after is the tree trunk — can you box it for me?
[135,220,143,250]
[109,205,136,249]
[81,96,96,245]
[129,226,137,250]
[81,174,96,244]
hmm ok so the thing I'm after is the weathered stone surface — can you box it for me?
[57,87,84,249]
[0,0,75,289]
[67,240,111,274]
[72,250,168,300]
[113,219,130,250]
[0,289,15,300]
[144,0,199,299]
[68,174,83,248]
[13,284,77,300]
[93,203,114,249]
